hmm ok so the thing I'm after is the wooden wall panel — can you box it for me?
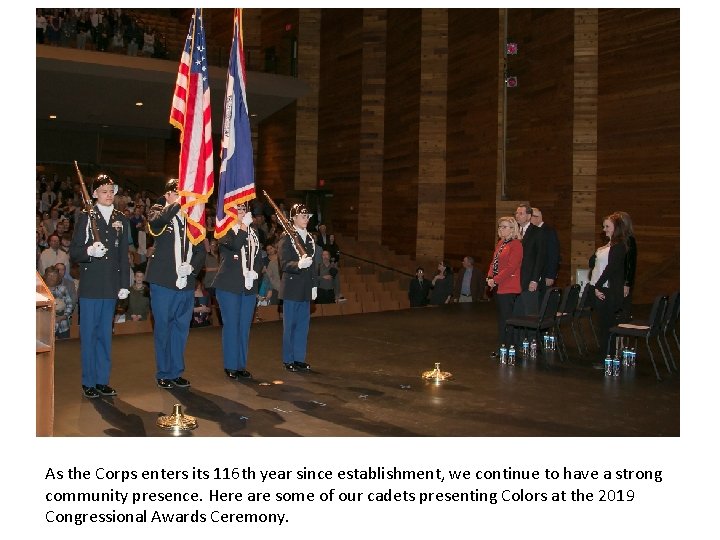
[256,103,297,200]
[597,8,679,302]
[416,9,448,262]
[571,9,598,281]
[357,9,387,242]
[294,9,321,191]
[505,8,575,284]
[317,9,364,237]
[445,9,500,270]
[382,9,422,257]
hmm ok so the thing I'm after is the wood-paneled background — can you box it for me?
[251,7,679,302]
[38,8,678,303]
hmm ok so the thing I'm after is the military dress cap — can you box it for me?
[92,174,119,196]
[165,178,180,193]
[290,203,312,218]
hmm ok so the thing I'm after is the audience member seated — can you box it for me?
[191,281,213,327]
[54,262,77,311]
[118,270,151,321]
[326,234,341,263]
[316,250,339,304]
[264,242,282,304]
[38,233,70,275]
[44,266,74,340]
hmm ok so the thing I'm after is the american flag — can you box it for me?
[214,8,256,239]
[169,8,214,245]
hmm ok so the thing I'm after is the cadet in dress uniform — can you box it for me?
[70,174,130,399]
[212,203,263,380]
[145,179,206,389]
[278,204,321,372]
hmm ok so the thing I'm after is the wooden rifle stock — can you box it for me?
[74,161,101,243]
[262,190,307,258]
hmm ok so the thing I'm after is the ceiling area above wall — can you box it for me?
[36,45,309,138]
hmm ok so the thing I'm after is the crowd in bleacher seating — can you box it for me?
[36,8,169,59]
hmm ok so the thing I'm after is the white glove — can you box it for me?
[312,287,317,300]
[242,212,253,226]
[175,276,188,289]
[177,262,193,277]
[298,255,313,269]
[117,288,129,300]
[231,223,240,234]
[244,270,259,290]
[87,241,107,258]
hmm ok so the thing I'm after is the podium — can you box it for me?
[36,272,55,436]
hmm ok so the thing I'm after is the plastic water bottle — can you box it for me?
[622,346,629,367]
[629,348,636,367]
[612,356,621,377]
[499,344,507,364]
[604,355,612,377]
[522,337,529,357]
[549,334,556,351]
[508,345,516,365]
[543,332,550,349]
[530,339,537,359]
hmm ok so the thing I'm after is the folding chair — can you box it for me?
[607,295,669,381]
[660,291,680,371]
[573,285,599,356]
[555,284,581,359]
[505,287,565,361]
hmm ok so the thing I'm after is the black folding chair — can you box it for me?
[555,284,581,359]
[660,291,680,371]
[505,287,565,361]
[607,295,669,381]
[573,285,599,356]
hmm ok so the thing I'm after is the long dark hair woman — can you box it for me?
[588,212,628,357]
[614,210,637,323]
[486,216,523,347]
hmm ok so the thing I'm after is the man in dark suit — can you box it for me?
[531,208,561,293]
[70,174,130,399]
[145,179,206,390]
[278,203,321,372]
[513,203,546,316]
[452,256,485,302]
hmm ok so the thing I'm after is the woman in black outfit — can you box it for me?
[615,211,637,323]
[588,213,628,357]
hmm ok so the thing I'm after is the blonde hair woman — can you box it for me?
[486,216,523,347]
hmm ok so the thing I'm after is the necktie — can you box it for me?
[520,226,525,239]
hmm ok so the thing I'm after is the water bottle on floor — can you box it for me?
[530,338,537,359]
[508,345,516,365]
[604,355,612,377]
[629,348,636,367]
[612,355,621,377]
[499,344,507,364]
[549,334,556,351]
[522,337,529,358]
[543,332,550,349]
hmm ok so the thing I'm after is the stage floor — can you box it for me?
[51,302,680,437]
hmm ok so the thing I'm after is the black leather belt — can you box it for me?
[461,294,472,297]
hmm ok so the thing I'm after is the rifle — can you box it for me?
[74,161,101,243]
[262,190,307,258]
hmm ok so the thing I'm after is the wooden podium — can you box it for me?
[36,272,55,436]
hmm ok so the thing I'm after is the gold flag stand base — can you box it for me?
[422,362,453,383]
[156,404,198,431]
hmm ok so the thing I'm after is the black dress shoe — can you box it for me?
[284,363,299,372]
[157,379,174,389]
[172,377,191,387]
[293,362,311,371]
[95,384,117,396]
[224,369,239,379]
[237,370,252,379]
[82,385,100,399]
